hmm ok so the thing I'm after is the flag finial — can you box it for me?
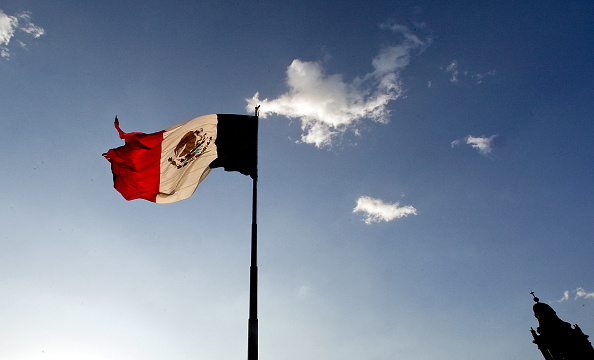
[531,291,539,303]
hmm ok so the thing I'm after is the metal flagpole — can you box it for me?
[248,105,260,360]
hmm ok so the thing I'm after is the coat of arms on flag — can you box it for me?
[167,129,213,169]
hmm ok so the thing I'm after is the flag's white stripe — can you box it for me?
[156,114,219,204]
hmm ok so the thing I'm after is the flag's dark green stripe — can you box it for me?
[209,114,258,179]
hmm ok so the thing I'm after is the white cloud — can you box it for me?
[16,12,44,38]
[451,134,497,156]
[0,10,17,46]
[472,69,496,84]
[445,60,459,82]
[466,135,497,155]
[558,290,570,302]
[576,287,594,300]
[247,23,429,148]
[451,135,497,156]
[555,288,594,302]
[442,60,495,85]
[0,9,44,59]
[353,196,417,225]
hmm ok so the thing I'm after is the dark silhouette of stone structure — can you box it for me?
[531,292,594,360]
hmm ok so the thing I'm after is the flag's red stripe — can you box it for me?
[104,131,164,202]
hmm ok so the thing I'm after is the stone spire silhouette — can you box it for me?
[530,292,594,360]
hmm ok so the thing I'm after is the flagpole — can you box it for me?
[248,106,260,360]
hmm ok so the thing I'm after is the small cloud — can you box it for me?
[0,9,45,59]
[353,196,417,224]
[466,135,497,155]
[473,69,496,84]
[17,12,44,38]
[247,22,431,148]
[576,287,594,300]
[558,291,570,302]
[445,60,459,82]
[555,288,594,302]
[441,61,495,85]
[451,134,498,156]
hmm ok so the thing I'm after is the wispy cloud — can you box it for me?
[0,9,44,59]
[473,69,496,84]
[247,23,430,148]
[452,135,497,156]
[445,60,459,83]
[353,196,417,224]
[558,290,570,302]
[440,60,495,84]
[466,135,497,155]
[556,288,594,302]
[576,287,594,300]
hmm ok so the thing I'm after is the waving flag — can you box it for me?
[103,114,257,203]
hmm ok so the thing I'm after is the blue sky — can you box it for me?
[1,1,593,359]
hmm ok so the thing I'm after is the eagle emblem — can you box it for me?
[167,129,213,169]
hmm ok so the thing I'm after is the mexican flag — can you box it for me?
[103,114,257,203]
